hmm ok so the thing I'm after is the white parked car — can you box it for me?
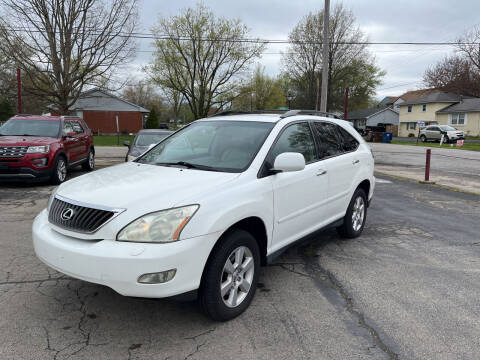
[33,111,375,321]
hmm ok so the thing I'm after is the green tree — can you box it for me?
[0,99,14,121]
[282,3,384,112]
[233,66,286,111]
[145,108,159,129]
[149,4,265,119]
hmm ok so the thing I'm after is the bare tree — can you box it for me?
[282,3,383,111]
[457,26,480,72]
[148,4,265,119]
[0,0,138,114]
[423,55,480,97]
[122,81,165,111]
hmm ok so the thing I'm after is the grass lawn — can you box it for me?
[391,140,480,151]
[94,135,135,147]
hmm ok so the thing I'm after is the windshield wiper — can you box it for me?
[156,161,217,171]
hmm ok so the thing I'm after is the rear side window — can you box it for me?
[270,122,316,164]
[312,122,343,158]
[312,122,358,158]
[337,126,359,152]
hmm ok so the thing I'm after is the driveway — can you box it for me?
[1,175,479,359]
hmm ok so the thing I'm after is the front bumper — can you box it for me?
[33,209,219,298]
[0,164,53,181]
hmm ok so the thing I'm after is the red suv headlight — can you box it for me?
[27,145,50,154]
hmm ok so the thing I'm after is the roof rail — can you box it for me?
[60,115,81,119]
[279,110,340,119]
[14,114,34,117]
[208,110,285,117]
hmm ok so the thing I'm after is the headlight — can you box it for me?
[46,187,58,212]
[27,145,50,154]
[117,205,199,243]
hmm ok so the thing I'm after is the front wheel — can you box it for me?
[200,229,260,321]
[82,149,95,171]
[337,188,367,239]
[420,135,427,142]
[51,156,67,184]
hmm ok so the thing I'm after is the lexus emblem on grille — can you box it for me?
[61,208,75,221]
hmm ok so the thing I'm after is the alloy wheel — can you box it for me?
[88,151,95,169]
[351,196,365,232]
[220,246,254,308]
[57,159,67,182]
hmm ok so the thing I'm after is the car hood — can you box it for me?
[0,135,58,146]
[56,162,240,211]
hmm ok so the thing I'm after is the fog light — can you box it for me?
[138,269,176,284]
[31,158,48,167]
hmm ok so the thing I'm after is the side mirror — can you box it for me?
[123,140,130,147]
[64,131,76,138]
[272,152,306,173]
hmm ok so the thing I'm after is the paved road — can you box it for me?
[1,174,479,359]
[371,143,480,194]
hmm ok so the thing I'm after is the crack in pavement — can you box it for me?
[300,245,400,360]
[0,276,70,286]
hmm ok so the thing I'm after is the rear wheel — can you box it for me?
[82,149,95,171]
[337,188,367,239]
[200,229,260,321]
[51,156,67,184]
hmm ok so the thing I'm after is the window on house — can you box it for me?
[422,104,427,112]
[407,105,412,113]
[408,122,416,130]
[451,113,466,125]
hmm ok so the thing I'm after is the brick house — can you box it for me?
[48,88,149,134]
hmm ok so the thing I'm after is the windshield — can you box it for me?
[0,119,60,137]
[137,120,275,172]
[439,125,456,131]
[134,133,170,147]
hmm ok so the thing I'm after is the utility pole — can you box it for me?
[17,67,22,114]
[320,0,330,112]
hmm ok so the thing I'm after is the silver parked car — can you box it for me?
[419,125,464,143]
[124,129,173,161]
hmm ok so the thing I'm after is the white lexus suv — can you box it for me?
[33,110,375,321]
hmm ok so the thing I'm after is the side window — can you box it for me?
[269,122,316,165]
[71,121,84,134]
[63,121,74,134]
[312,122,343,158]
[337,126,359,152]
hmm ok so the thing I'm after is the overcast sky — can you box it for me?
[133,0,480,100]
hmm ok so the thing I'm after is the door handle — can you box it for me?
[352,159,360,165]
[316,169,327,176]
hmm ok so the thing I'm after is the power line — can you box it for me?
[5,27,479,46]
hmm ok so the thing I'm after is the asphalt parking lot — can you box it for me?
[1,171,480,359]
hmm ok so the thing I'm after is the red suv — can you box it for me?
[0,115,95,183]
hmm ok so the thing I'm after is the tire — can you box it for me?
[200,229,260,321]
[420,135,427,142]
[82,149,95,171]
[443,136,449,144]
[336,188,367,239]
[51,156,67,184]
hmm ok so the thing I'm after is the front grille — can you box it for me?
[0,146,28,158]
[48,197,117,233]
